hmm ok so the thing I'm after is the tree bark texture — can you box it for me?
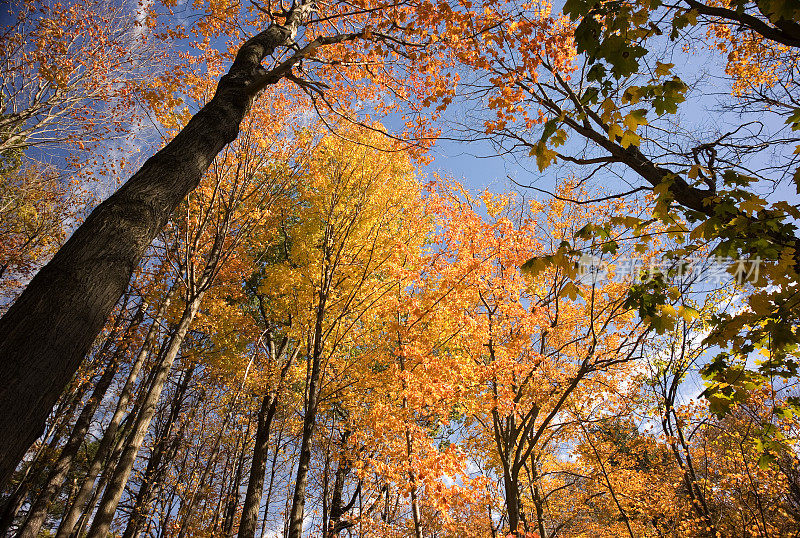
[121,365,195,538]
[287,293,327,538]
[17,355,121,538]
[0,6,313,488]
[16,299,147,538]
[86,292,203,538]
[55,286,174,538]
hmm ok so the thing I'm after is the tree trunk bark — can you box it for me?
[259,417,285,538]
[211,432,236,538]
[221,422,248,537]
[237,393,279,538]
[120,364,195,538]
[17,358,120,538]
[86,292,204,538]
[397,350,422,538]
[239,339,295,538]
[55,286,175,538]
[0,442,52,535]
[175,408,230,538]
[16,300,146,538]
[287,293,327,538]
[0,374,88,534]
[326,430,358,538]
[0,6,313,487]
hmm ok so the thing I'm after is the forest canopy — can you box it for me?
[0,0,799,536]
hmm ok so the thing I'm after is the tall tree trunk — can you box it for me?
[221,421,248,537]
[17,359,119,538]
[526,461,547,538]
[502,470,522,535]
[0,373,89,534]
[121,364,195,538]
[16,300,147,538]
[238,394,278,538]
[211,433,236,537]
[665,405,720,538]
[0,6,315,487]
[86,292,204,538]
[175,334,262,538]
[397,350,422,538]
[0,432,60,535]
[326,430,359,538]
[56,286,175,538]
[287,293,327,538]
[175,408,230,538]
[237,394,279,538]
[77,392,152,537]
[259,417,285,538]
[238,340,295,538]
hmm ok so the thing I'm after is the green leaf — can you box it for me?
[601,240,618,254]
[575,223,594,239]
[785,107,800,131]
[654,61,674,77]
[581,87,599,105]
[757,452,776,470]
[560,281,582,300]
[540,118,558,143]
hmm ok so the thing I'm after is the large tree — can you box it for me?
[0,1,342,486]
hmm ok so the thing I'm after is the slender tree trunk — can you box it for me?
[0,432,62,535]
[86,292,204,538]
[75,423,137,538]
[0,7,314,487]
[121,365,195,538]
[56,286,175,538]
[211,435,235,537]
[239,341,295,538]
[237,393,279,538]
[287,293,327,538]
[151,411,195,538]
[259,418,285,538]
[326,430,358,538]
[221,421,248,537]
[493,411,522,536]
[580,423,636,538]
[502,470,521,535]
[175,411,229,538]
[17,359,119,538]
[175,363,256,538]
[69,397,146,538]
[0,479,29,535]
[397,349,422,538]
[665,405,720,538]
[0,374,88,534]
[0,446,49,535]
[526,462,547,538]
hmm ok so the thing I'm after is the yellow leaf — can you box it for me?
[620,130,640,148]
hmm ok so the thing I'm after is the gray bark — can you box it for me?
[287,293,327,538]
[17,356,120,538]
[0,374,88,534]
[121,364,195,538]
[238,339,294,538]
